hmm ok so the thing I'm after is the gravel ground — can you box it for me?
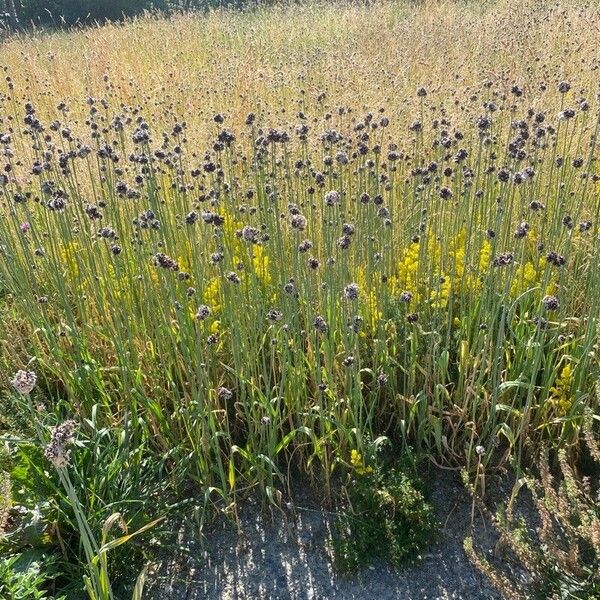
[145,469,505,600]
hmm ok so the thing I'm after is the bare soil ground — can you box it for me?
[145,469,511,600]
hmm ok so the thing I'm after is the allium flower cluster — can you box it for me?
[196,305,211,320]
[11,370,37,395]
[492,252,514,267]
[153,253,179,270]
[313,315,328,333]
[44,420,77,468]
[325,190,340,206]
[542,295,560,311]
[218,387,233,400]
[343,283,359,301]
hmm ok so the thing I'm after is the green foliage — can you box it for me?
[0,0,599,597]
[333,459,438,573]
[0,552,66,600]
[1,390,171,600]
[465,419,600,600]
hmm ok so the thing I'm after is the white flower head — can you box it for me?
[11,370,37,395]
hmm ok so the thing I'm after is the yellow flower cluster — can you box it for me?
[60,241,81,279]
[350,449,373,475]
[204,277,221,313]
[478,240,492,272]
[449,229,466,278]
[510,256,559,299]
[388,240,420,301]
[223,210,242,242]
[510,261,539,297]
[398,241,420,289]
[176,248,192,275]
[462,239,493,293]
[548,363,574,416]
[387,234,494,309]
[252,245,272,286]
[354,267,382,330]
[372,232,560,316]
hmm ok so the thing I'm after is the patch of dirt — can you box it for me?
[145,469,505,600]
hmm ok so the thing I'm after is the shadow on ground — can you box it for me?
[145,469,503,600]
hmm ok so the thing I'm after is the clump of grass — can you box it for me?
[465,416,600,600]
[2,377,167,598]
[0,552,65,600]
[333,451,437,573]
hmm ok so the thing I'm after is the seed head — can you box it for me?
[196,305,211,320]
[291,214,307,230]
[338,235,351,250]
[11,370,37,395]
[241,225,260,244]
[218,387,233,400]
[557,81,571,94]
[298,239,313,253]
[492,252,514,267]
[325,190,340,206]
[44,420,76,469]
[542,295,560,311]
[546,251,566,267]
[313,315,328,333]
[343,283,359,301]
[514,222,529,239]
[153,253,179,270]
[350,315,363,333]
[308,256,320,269]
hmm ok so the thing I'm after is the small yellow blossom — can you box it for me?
[252,245,272,285]
[350,449,373,475]
[510,261,538,297]
[548,363,574,416]
[204,277,221,313]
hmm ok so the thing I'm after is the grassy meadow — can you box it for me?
[0,0,599,597]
